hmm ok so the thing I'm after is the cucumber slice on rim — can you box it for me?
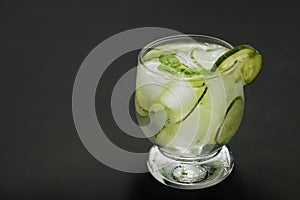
[212,45,263,85]
[215,96,244,144]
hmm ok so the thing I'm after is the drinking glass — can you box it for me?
[135,35,244,189]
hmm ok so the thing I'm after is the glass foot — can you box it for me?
[147,145,234,189]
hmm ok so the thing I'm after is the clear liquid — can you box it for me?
[135,42,244,157]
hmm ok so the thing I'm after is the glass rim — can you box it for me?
[138,34,236,81]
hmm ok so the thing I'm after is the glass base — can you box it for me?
[147,145,234,189]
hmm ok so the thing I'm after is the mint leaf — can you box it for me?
[159,54,180,68]
[184,68,201,75]
[159,55,169,65]
[158,54,205,77]
[158,64,178,75]
[168,56,180,68]
[177,65,188,72]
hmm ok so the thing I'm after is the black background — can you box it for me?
[1,0,300,199]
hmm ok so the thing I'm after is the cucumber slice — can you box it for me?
[135,87,179,146]
[134,89,151,116]
[152,120,178,147]
[215,96,244,144]
[135,95,148,117]
[150,106,179,147]
[177,86,207,123]
[212,45,263,85]
[190,49,204,68]
[135,94,178,146]
[134,92,151,127]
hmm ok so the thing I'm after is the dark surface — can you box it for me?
[1,0,300,199]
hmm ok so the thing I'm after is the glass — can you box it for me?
[135,35,244,189]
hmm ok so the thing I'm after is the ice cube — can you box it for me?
[160,82,197,117]
[174,52,197,69]
[191,49,215,70]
